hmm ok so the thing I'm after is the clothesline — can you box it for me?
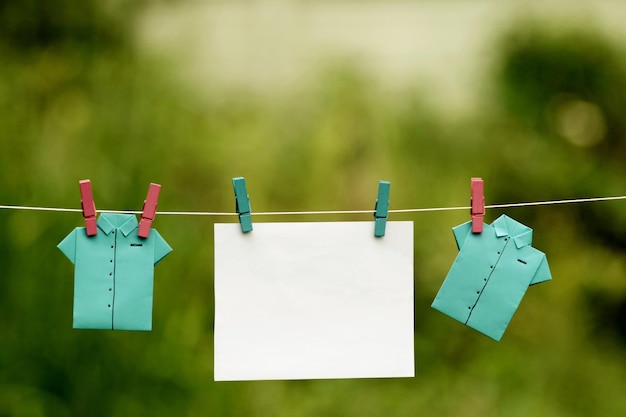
[0,195,625,216]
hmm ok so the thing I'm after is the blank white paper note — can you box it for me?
[214,221,414,381]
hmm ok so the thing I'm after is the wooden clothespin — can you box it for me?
[79,179,98,236]
[374,180,390,237]
[138,183,161,238]
[232,177,252,233]
[471,177,485,233]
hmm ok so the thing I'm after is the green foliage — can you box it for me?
[495,23,626,155]
[0,0,139,51]
[1,5,626,417]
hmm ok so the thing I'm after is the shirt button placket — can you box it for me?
[472,237,509,311]
[489,237,509,282]
[108,230,115,310]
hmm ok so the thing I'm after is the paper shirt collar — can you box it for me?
[97,213,139,236]
[492,214,533,248]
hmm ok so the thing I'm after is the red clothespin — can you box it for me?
[79,179,98,236]
[471,177,485,233]
[138,183,161,238]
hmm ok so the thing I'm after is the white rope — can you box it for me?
[1,195,625,216]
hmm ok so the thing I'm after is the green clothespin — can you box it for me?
[232,177,253,233]
[374,180,390,237]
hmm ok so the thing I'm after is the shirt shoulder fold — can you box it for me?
[57,228,80,264]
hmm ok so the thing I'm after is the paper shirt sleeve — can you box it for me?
[152,229,173,265]
[452,221,472,250]
[530,255,552,285]
[57,228,78,264]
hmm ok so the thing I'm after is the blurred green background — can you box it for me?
[2,1,626,416]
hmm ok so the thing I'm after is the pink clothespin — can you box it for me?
[471,177,485,233]
[79,179,98,236]
[138,183,161,238]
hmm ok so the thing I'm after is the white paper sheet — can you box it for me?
[214,221,414,381]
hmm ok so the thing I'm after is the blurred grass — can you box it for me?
[1,2,626,416]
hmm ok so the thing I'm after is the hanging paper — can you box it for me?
[58,213,172,331]
[214,221,415,381]
[431,214,551,341]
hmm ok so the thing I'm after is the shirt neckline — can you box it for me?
[492,214,533,248]
[97,214,139,237]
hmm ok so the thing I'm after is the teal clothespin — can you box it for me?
[232,177,253,233]
[374,180,390,237]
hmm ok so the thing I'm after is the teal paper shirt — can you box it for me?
[431,214,551,341]
[58,214,172,331]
